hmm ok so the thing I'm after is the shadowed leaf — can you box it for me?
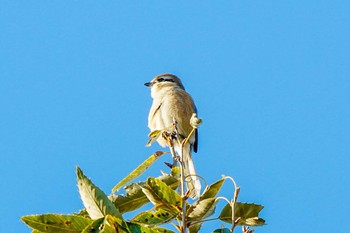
[219,202,265,226]
[212,228,231,233]
[112,152,165,193]
[186,178,225,221]
[21,214,92,233]
[189,222,202,233]
[77,167,122,220]
[187,198,217,222]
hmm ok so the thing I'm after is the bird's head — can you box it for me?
[144,74,185,91]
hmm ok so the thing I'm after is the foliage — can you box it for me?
[21,118,265,232]
[22,160,265,233]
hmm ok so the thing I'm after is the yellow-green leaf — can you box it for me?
[77,167,122,220]
[112,152,165,193]
[131,209,177,226]
[146,130,163,147]
[32,230,45,233]
[21,214,92,233]
[82,215,130,233]
[171,166,180,178]
[110,192,148,214]
[141,177,182,214]
[111,173,179,214]
[127,223,175,233]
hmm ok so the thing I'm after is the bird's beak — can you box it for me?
[144,82,153,87]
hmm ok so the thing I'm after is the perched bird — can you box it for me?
[145,74,201,198]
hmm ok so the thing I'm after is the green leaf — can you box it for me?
[111,173,179,214]
[77,167,122,220]
[82,216,129,233]
[235,202,264,219]
[200,178,225,200]
[187,198,218,222]
[123,172,179,196]
[146,130,163,147]
[189,223,202,233]
[73,209,90,218]
[127,223,175,233]
[131,209,177,226]
[219,202,265,226]
[112,152,165,192]
[171,166,180,178]
[212,228,231,233]
[141,177,182,214]
[110,193,148,214]
[152,173,180,191]
[21,214,92,233]
[186,178,224,222]
[32,230,45,233]
[81,218,105,233]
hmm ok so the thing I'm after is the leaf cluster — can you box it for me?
[22,153,265,233]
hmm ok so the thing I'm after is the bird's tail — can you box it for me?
[182,146,201,199]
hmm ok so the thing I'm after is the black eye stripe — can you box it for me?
[157,78,174,83]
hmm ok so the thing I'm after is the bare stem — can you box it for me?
[231,186,240,232]
[223,176,240,232]
[180,145,186,233]
[182,127,195,148]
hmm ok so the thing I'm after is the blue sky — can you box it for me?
[1,1,349,232]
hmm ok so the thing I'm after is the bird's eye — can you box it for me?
[157,78,164,82]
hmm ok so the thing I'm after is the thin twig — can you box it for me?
[232,187,240,232]
[181,127,195,148]
[223,176,240,232]
[180,145,186,233]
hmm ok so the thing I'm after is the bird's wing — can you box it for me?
[151,102,162,120]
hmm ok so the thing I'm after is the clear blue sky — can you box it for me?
[1,1,349,232]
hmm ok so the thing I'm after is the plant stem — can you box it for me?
[168,118,187,233]
[223,176,240,233]
[231,185,240,232]
[180,145,187,233]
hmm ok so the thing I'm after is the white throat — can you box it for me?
[151,85,178,99]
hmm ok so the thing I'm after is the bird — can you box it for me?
[145,74,201,199]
